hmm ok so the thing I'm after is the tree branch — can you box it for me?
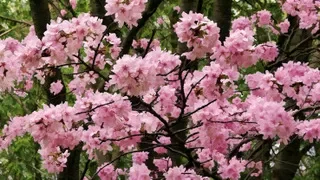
[0,15,32,26]
[119,0,164,57]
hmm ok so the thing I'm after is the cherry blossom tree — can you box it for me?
[0,0,319,179]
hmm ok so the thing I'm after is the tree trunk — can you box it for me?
[57,146,82,180]
[29,1,51,179]
[210,0,232,42]
[272,136,302,180]
[29,0,51,39]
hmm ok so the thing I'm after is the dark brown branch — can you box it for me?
[0,14,32,26]
[99,132,167,144]
[76,101,115,115]
[208,120,257,124]
[172,122,203,136]
[80,159,91,180]
[293,105,320,117]
[156,66,179,76]
[119,0,164,57]
[58,0,77,17]
[228,136,259,160]
[142,29,157,58]
[91,145,160,179]
[92,31,109,68]
[73,54,108,81]
[139,99,172,131]
[183,99,217,118]
[185,75,207,100]
[36,62,81,70]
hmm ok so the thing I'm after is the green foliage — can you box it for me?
[0,0,31,40]
[0,136,54,179]
[136,0,179,52]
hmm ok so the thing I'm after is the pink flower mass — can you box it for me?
[0,0,319,179]
[50,80,63,95]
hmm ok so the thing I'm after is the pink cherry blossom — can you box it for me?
[154,158,172,172]
[105,0,148,28]
[231,17,253,31]
[246,97,296,144]
[255,42,278,62]
[218,157,246,180]
[297,119,320,142]
[50,80,63,95]
[98,164,117,180]
[69,0,77,9]
[278,19,290,33]
[132,152,149,164]
[129,163,151,180]
[257,10,272,26]
[60,9,67,16]
[282,0,319,29]
[0,2,319,179]
[157,17,164,25]
[174,11,220,60]
[173,6,181,13]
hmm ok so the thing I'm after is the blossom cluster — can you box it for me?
[174,12,220,60]
[0,2,320,180]
[105,0,148,28]
[212,18,278,68]
[110,48,180,96]
[42,13,106,66]
[246,97,296,144]
[0,38,25,91]
[296,119,320,143]
[282,0,320,30]
[1,103,82,172]
[275,62,320,107]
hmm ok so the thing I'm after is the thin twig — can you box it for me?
[80,159,91,180]
[91,145,160,179]
[183,99,217,118]
[0,15,32,26]
[142,29,156,58]
[76,101,114,115]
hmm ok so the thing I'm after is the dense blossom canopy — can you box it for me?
[0,0,319,179]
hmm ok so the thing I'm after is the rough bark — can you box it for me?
[210,0,232,42]
[29,0,51,39]
[29,1,51,179]
[57,146,82,180]
[272,137,302,180]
